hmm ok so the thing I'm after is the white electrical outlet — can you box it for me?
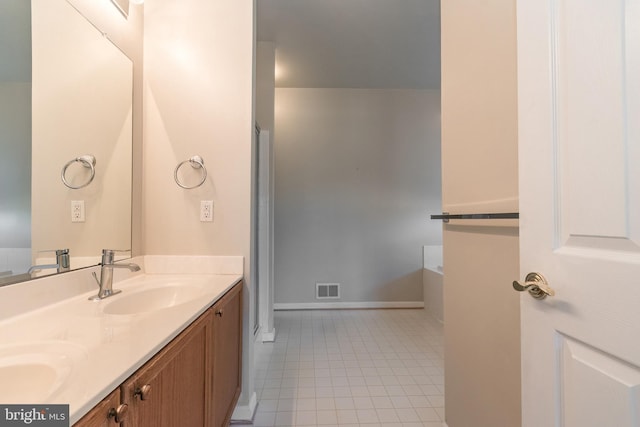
[200,200,213,222]
[71,200,85,222]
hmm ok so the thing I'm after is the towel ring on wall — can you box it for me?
[61,155,96,189]
[174,155,207,189]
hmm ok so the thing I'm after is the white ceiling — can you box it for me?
[257,0,441,89]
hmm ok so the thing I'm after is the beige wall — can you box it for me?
[143,0,253,259]
[443,228,520,427]
[142,0,255,411]
[442,0,519,215]
[441,1,521,426]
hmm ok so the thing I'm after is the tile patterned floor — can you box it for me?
[250,309,444,427]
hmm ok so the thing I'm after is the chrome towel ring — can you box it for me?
[61,155,96,189]
[174,155,207,189]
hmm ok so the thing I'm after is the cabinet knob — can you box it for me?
[108,404,128,423]
[134,384,152,401]
[215,309,224,317]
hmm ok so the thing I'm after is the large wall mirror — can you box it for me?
[0,0,133,286]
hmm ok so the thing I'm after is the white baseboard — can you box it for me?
[230,391,257,422]
[274,301,424,310]
[262,328,276,342]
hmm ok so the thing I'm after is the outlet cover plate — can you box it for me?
[71,200,85,222]
[200,200,213,222]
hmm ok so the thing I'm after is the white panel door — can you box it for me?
[517,1,640,426]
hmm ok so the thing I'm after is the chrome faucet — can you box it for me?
[28,249,71,275]
[89,249,140,301]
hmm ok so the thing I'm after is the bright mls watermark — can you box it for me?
[0,405,69,427]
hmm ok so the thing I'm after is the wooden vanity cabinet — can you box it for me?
[72,282,243,427]
[211,282,242,427]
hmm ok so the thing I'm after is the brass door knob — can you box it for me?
[108,404,128,423]
[134,384,151,401]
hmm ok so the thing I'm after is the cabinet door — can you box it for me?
[211,283,242,427]
[121,312,211,427]
[74,389,123,427]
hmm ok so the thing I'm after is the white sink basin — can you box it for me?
[103,285,203,315]
[0,341,87,403]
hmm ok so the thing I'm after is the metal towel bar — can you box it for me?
[431,212,519,223]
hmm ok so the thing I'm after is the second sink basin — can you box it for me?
[0,341,87,403]
[103,285,203,315]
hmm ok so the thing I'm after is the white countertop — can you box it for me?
[0,256,243,424]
